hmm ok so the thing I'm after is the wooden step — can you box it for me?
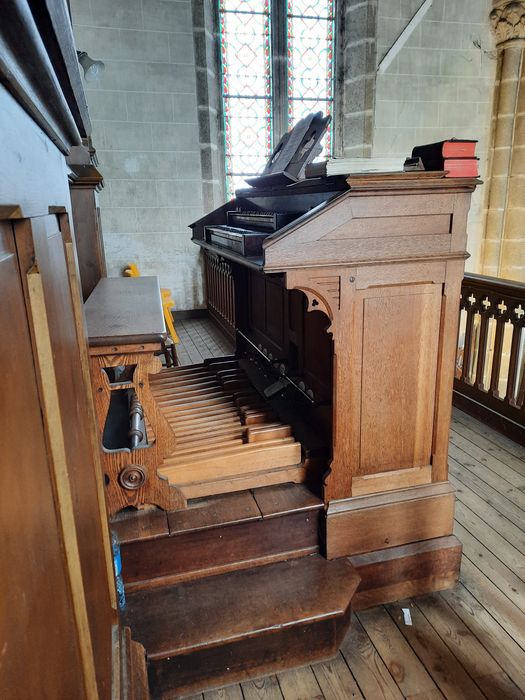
[112,483,323,591]
[119,626,149,700]
[124,555,360,698]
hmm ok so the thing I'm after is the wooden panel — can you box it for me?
[149,614,347,698]
[0,3,81,155]
[15,215,113,698]
[325,482,455,558]
[179,464,307,500]
[249,271,266,334]
[359,284,442,474]
[322,213,452,240]
[120,626,149,700]
[265,276,286,348]
[84,276,166,346]
[350,535,462,610]
[0,221,87,700]
[352,465,432,497]
[355,260,446,290]
[264,191,462,269]
[302,308,333,399]
[61,215,117,614]
[432,258,465,479]
[69,184,106,300]
[268,234,453,268]
[112,508,170,545]
[160,440,302,483]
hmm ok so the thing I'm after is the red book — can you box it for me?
[442,140,477,158]
[443,158,479,178]
[411,139,478,171]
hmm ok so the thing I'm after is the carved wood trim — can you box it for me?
[89,347,184,515]
[0,0,82,153]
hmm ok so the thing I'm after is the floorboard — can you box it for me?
[174,315,525,700]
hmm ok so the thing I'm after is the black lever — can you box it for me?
[263,376,289,400]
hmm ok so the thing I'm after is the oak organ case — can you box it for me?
[193,173,479,561]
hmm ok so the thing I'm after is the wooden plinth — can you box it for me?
[350,535,462,610]
[324,482,455,559]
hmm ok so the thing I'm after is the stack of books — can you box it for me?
[406,139,478,177]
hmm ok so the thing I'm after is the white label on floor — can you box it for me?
[402,607,413,626]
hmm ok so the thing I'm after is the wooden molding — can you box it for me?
[352,465,432,497]
[25,266,98,698]
[325,482,456,558]
[0,0,83,153]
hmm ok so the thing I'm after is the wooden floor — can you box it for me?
[175,316,525,700]
[174,316,234,366]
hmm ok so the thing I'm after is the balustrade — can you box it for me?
[454,273,525,444]
[203,250,236,341]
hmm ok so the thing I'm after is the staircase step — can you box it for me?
[120,626,149,700]
[113,484,323,591]
[124,555,360,698]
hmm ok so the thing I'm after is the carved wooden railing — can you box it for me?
[454,273,525,444]
[203,249,236,341]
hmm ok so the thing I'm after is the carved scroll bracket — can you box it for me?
[285,268,351,341]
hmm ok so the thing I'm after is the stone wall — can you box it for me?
[192,0,225,214]
[71,0,499,309]
[337,0,377,157]
[71,0,205,309]
[371,0,497,272]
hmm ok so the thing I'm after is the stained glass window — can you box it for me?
[218,0,272,197]
[218,0,335,197]
[287,0,335,156]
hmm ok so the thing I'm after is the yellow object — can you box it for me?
[161,289,179,343]
[123,263,140,277]
[123,263,179,344]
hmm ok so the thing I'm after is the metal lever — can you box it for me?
[263,377,289,400]
[128,391,145,450]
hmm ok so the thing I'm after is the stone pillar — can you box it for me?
[337,0,377,158]
[483,1,525,281]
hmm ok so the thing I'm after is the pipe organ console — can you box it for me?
[84,119,480,694]
[191,170,479,561]
[80,118,477,697]
[87,167,478,564]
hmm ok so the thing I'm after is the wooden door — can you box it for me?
[358,283,442,475]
